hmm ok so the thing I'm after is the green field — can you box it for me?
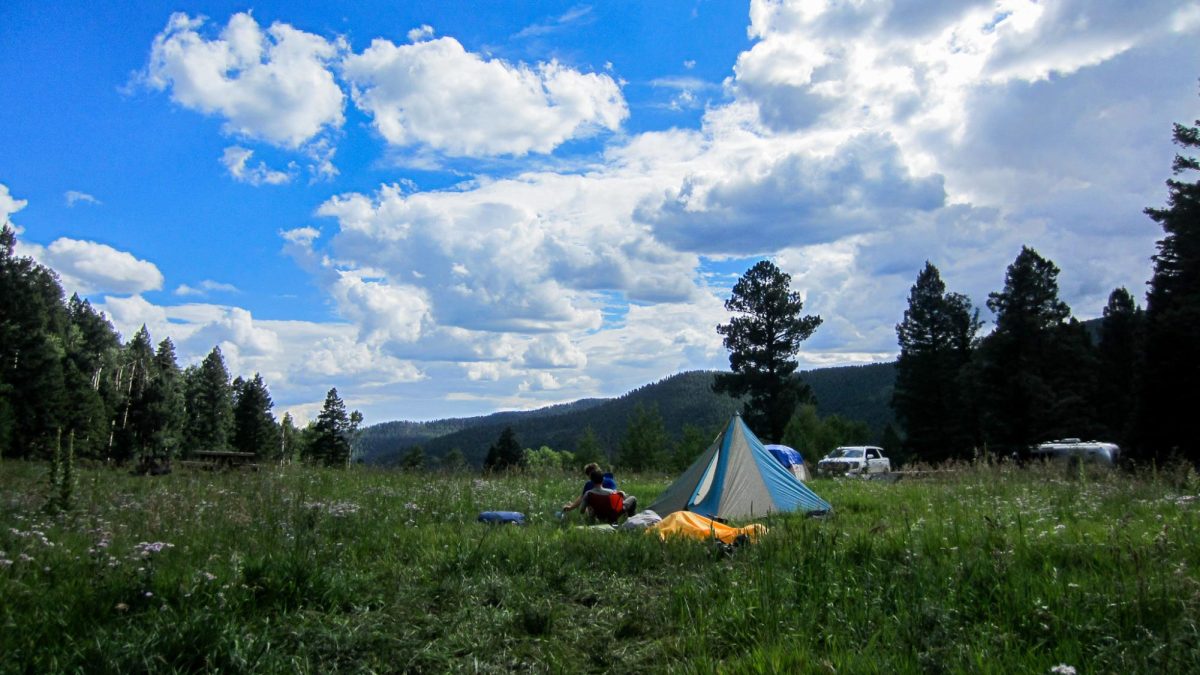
[1,461,1197,673]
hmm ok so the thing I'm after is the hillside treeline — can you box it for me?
[359,365,897,469]
[0,225,357,466]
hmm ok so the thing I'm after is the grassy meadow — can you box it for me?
[1,460,1198,673]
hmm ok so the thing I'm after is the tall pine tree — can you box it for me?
[142,338,186,460]
[714,260,822,443]
[483,426,524,472]
[975,247,1094,455]
[1139,100,1200,462]
[232,373,276,458]
[184,347,234,455]
[892,262,981,463]
[1096,289,1142,446]
[309,387,359,466]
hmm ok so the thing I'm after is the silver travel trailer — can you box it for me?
[1032,438,1120,466]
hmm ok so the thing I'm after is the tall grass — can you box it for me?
[1,461,1196,673]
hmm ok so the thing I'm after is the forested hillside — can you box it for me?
[804,363,896,437]
[354,398,607,460]
[360,363,895,466]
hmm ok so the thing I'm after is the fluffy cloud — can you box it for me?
[521,333,587,369]
[185,306,281,356]
[328,271,431,345]
[638,133,945,254]
[341,35,627,156]
[308,173,701,344]
[0,183,27,224]
[145,12,345,148]
[221,146,294,185]
[25,238,164,295]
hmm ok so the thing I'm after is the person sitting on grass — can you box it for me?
[564,465,637,524]
[561,462,616,514]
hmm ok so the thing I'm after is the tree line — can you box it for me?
[713,101,1199,469]
[893,106,1199,465]
[0,225,360,468]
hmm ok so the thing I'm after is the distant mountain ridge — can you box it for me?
[357,362,896,466]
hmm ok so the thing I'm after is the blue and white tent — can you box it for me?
[649,414,830,520]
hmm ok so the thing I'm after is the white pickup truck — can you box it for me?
[816,446,891,476]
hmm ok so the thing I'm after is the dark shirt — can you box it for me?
[581,472,617,497]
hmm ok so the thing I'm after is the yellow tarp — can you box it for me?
[650,511,767,544]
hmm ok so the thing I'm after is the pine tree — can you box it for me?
[573,426,605,467]
[975,247,1080,455]
[879,424,904,465]
[483,426,524,472]
[1095,289,1142,447]
[714,260,822,443]
[184,347,234,455]
[442,447,468,473]
[617,403,669,471]
[1139,100,1200,461]
[143,338,186,460]
[399,445,425,471]
[673,423,712,471]
[232,373,276,457]
[310,388,359,466]
[892,262,981,463]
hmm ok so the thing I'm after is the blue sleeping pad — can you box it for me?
[477,511,527,525]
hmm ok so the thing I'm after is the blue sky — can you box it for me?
[2,1,1198,424]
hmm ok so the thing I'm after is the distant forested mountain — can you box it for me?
[804,362,896,438]
[354,398,606,461]
[358,362,895,466]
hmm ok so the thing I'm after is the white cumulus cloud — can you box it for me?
[0,183,27,225]
[341,35,627,156]
[145,11,345,148]
[27,238,164,295]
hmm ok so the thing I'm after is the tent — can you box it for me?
[765,444,810,481]
[649,413,831,520]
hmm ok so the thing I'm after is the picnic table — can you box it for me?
[180,451,259,471]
